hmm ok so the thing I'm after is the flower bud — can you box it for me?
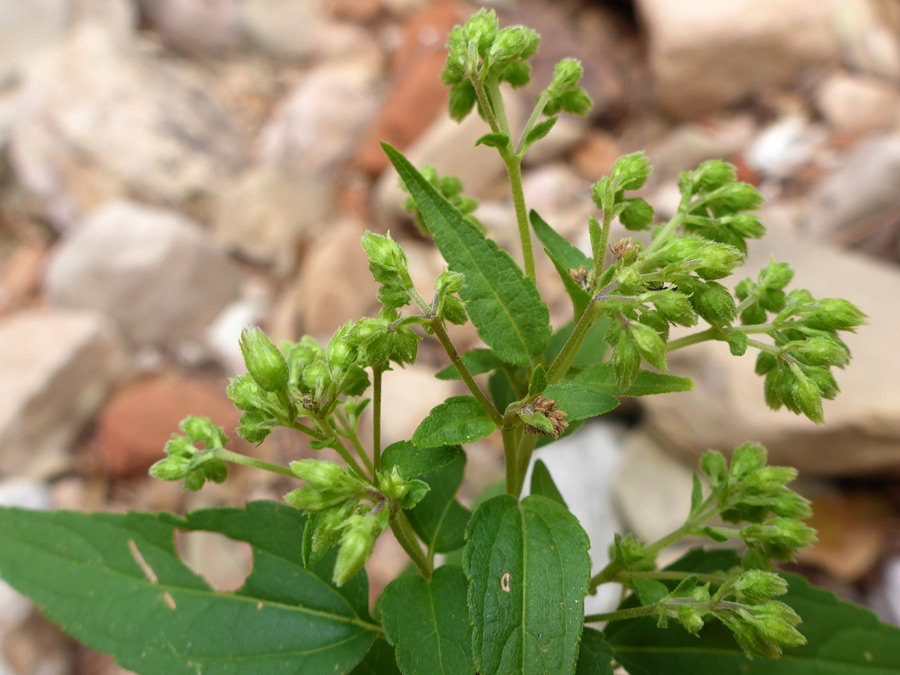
[647,290,697,327]
[677,605,705,635]
[741,466,797,494]
[550,58,583,90]
[628,321,667,372]
[290,460,347,488]
[613,335,641,393]
[699,451,727,487]
[239,327,289,393]
[616,266,642,294]
[691,160,736,192]
[732,570,788,600]
[619,197,654,231]
[611,152,652,191]
[492,25,539,61]
[284,487,351,513]
[361,231,406,273]
[729,442,767,479]
[690,282,737,326]
[332,514,382,587]
[149,456,189,481]
[557,87,592,117]
[789,370,823,424]
[435,270,465,294]
[803,298,866,331]
[301,361,330,393]
[463,9,498,60]
[759,259,793,289]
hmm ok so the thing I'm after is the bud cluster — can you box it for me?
[285,460,429,586]
[149,416,229,491]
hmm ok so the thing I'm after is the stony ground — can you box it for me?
[1,0,900,672]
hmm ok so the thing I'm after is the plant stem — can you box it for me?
[612,570,729,585]
[472,79,501,135]
[486,74,510,137]
[286,419,326,441]
[334,409,374,476]
[372,366,383,473]
[316,417,368,478]
[502,428,519,495]
[511,433,538,497]
[503,154,536,281]
[584,603,668,624]
[546,301,603,384]
[391,513,432,580]
[515,92,549,155]
[431,319,504,427]
[665,327,722,352]
[212,448,296,478]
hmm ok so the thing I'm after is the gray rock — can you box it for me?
[45,201,243,347]
[640,208,900,475]
[9,22,246,229]
[636,0,839,117]
[259,57,381,174]
[239,0,325,60]
[0,308,130,478]
[816,72,900,135]
[137,0,242,55]
[802,134,900,241]
[0,0,71,87]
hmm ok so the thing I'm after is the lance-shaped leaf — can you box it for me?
[380,565,473,675]
[606,549,900,674]
[544,382,620,421]
[531,210,592,318]
[384,143,551,366]
[0,502,378,674]
[435,348,510,380]
[464,495,591,675]
[530,459,567,508]
[404,448,471,554]
[412,396,497,447]
[574,362,693,396]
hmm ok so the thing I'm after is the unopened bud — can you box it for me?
[239,327,289,393]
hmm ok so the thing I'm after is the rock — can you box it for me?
[45,200,243,348]
[610,429,697,544]
[97,374,240,478]
[636,0,840,117]
[259,58,382,174]
[9,22,246,228]
[374,89,525,226]
[0,308,130,478]
[834,0,900,81]
[325,0,382,23]
[71,0,138,38]
[0,0,71,86]
[746,114,827,180]
[884,556,900,625]
[353,1,462,174]
[282,219,380,338]
[0,242,46,316]
[526,422,627,615]
[816,72,900,135]
[239,0,325,60]
[571,130,623,182]
[136,0,242,55]
[640,208,900,476]
[378,364,457,446]
[0,478,52,510]
[802,134,900,241]
[648,116,756,183]
[213,166,334,271]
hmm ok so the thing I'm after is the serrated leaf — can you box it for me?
[405,448,471,554]
[530,459,567,508]
[575,628,615,675]
[476,132,510,149]
[381,441,459,480]
[607,548,900,674]
[464,495,591,675]
[528,363,548,396]
[412,396,497,447]
[435,348,509,380]
[380,565,473,674]
[350,639,401,675]
[530,210,592,316]
[543,382,620,421]
[384,143,551,366]
[546,247,591,319]
[0,502,377,674]
[574,362,693,396]
[524,117,558,148]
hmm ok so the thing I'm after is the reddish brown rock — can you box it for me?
[353,1,462,174]
[97,374,239,478]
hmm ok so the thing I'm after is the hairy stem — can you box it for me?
[372,366,383,473]
[503,154,536,281]
[316,417,368,478]
[546,301,604,384]
[391,513,432,580]
[213,448,296,478]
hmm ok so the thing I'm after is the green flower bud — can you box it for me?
[792,336,849,367]
[700,451,727,487]
[361,231,406,273]
[180,416,227,449]
[741,303,767,326]
[628,321,667,372]
[400,479,431,509]
[442,295,468,325]
[435,270,465,294]
[164,434,197,460]
[732,570,788,600]
[690,160,736,193]
[591,177,614,210]
[677,605,706,635]
[333,514,383,587]
[759,259,793,289]
[284,487,352,513]
[802,298,866,331]
[550,58,583,90]
[448,81,477,122]
[647,290,697,326]
[620,197,654,231]
[611,152,652,191]
[149,456,189,481]
[741,518,817,558]
[690,281,737,326]
[556,87,592,117]
[726,330,748,356]
[803,365,839,400]
[301,361,330,392]
[717,182,763,212]
[616,265,642,294]
[184,470,205,492]
[755,351,777,375]
[463,8,498,60]
[311,500,355,553]
[729,442,767,479]
[722,213,766,239]
[290,460,347,488]
[758,288,786,312]
[741,466,797,494]
[236,409,272,444]
[788,368,823,424]
[718,600,805,658]
[768,487,812,519]
[492,25,539,61]
[203,458,228,484]
[613,334,641,392]
[239,327,289,393]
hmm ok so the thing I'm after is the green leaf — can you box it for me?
[464,495,591,675]
[575,628,615,675]
[530,210,591,270]
[0,502,378,674]
[574,362,693,396]
[545,319,610,370]
[489,370,519,414]
[543,382,620,421]
[412,396,497,447]
[524,117,558,148]
[607,549,900,674]
[405,448,472,554]
[349,639,401,675]
[384,143,551,366]
[528,363,548,396]
[476,132,510,149]
[435,348,509,380]
[530,459,567,508]
[380,565,474,674]
[546,246,592,319]
[381,441,460,480]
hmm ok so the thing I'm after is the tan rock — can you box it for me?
[377,363,458,445]
[641,209,900,475]
[637,0,840,117]
[816,71,900,134]
[97,374,240,478]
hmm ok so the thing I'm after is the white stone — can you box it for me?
[747,114,827,180]
[44,201,243,347]
[0,0,71,85]
[817,72,900,134]
[0,309,130,478]
[636,0,840,117]
[9,23,245,228]
[239,0,325,59]
[640,207,900,475]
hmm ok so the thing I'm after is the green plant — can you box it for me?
[0,9,897,674]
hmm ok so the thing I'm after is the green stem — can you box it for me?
[486,74,510,137]
[316,417,368,478]
[373,366,383,473]
[611,570,729,586]
[212,448,296,478]
[391,513,432,580]
[511,433,538,497]
[515,92,550,155]
[584,603,669,624]
[472,79,502,134]
[665,327,722,352]
[431,319,504,427]
[546,301,603,384]
[502,428,519,495]
[644,208,688,258]
[334,409,374,476]
[286,419,326,441]
[503,154,536,280]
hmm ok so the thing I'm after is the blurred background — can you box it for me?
[1,0,899,672]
